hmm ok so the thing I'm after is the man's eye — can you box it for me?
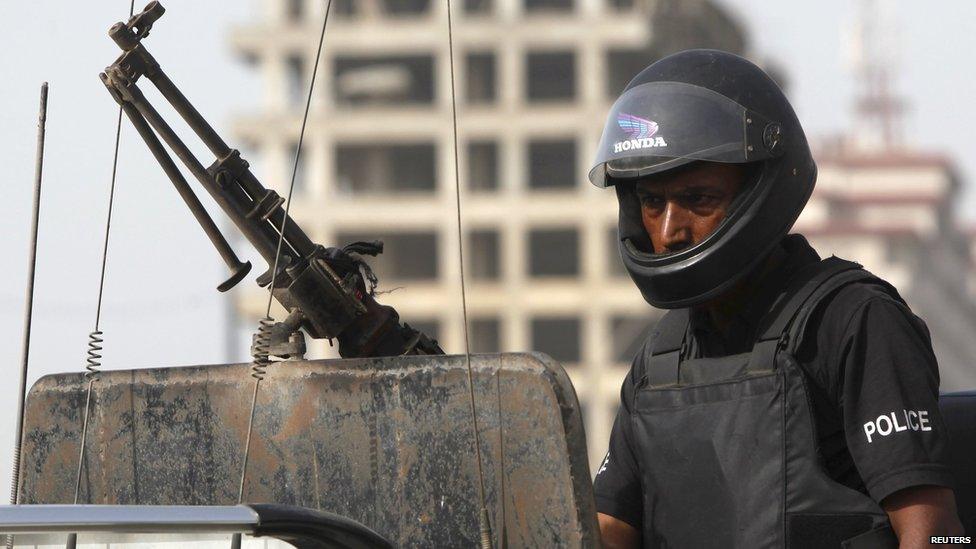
[682,193,713,205]
[639,195,664,207]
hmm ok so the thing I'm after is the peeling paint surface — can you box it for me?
[20,353,599,547]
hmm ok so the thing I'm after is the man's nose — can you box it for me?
[659,202,693,253]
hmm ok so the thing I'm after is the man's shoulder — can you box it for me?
[799,260,928,362]
[821,274,904,322]
[809,261,909,328]
[792,261,933,411]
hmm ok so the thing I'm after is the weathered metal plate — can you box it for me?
[19,352,598,547]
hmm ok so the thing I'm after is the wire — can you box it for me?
[65,6,136,549]
[6,82,48,549]
[445,2,493,547]
[71,13,132,502]
[237,0,332,506]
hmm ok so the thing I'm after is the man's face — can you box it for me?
[634,162,747,255]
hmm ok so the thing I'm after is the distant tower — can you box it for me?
[847,0,905,151]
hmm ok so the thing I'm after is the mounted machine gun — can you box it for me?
[99,1,442,360]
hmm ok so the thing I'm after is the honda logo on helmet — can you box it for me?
[613,113,668,153]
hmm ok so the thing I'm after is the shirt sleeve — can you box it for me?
[837,295,954,503]
[593,352,644,529]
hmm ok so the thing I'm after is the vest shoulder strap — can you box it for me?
[756,255,906,359]
[642,309,688,387]
[643,256,898,385]
[783,267,904,357]
[757,256,863,343]
[649,308,689,355]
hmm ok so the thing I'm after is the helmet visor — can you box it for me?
[589,81,782,187]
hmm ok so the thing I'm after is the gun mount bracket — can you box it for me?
[98,0,444,359]
[250,319,307,360]
[247,191,286,222]
[109,1,166,51]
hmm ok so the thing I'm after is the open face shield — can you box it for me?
[589,81,784,187]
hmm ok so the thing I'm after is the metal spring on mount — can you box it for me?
[480,508,493,549]
[250,316,273,380]
[85,330,104,380]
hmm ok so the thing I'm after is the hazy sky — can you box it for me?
[0,0,258,501]
[0,0,974,501]
[719,0,976,218]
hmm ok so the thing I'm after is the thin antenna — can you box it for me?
[446,1,494,547]
[236,0,332,508]
[6,82,49,549]
[67,5,136,549]
[231,5,331,547]
[850,0,905,151]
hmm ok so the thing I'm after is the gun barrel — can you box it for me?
[100,1,446,357]
[147,63,316,258]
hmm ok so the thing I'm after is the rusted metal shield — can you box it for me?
[19,352,598,547]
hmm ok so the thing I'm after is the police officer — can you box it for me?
[589,50,964,548]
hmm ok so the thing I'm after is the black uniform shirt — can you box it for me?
[593,234,954,529]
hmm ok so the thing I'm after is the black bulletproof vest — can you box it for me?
[632,257,899,549]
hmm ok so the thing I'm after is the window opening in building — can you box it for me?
[468,229,501,280]
[578,401,590,430]
[529,228,579,277]
[827,198,858,222]
[237,141,265,200]
[285,55,305,108]
[465,52,497,104]
[885,236,917,266]
[336,143,436,193]
[286,0,304,20]
[381,0,431,15]
[470,317,501,353]
[606,48,652,97]
[527,139,576,189]
[611,314,659,363]
[531,317,581,363]
[606,226,626,276]
[288,141,307,195]
[467,141,498,191]
[335,230,439,281]
[333,0,356,16]
[334,55,434,106]
[241,52,259,68]
[464,0,493,14]
[408,319,441,342]
[526,51,576,101]
[524,0,574,13]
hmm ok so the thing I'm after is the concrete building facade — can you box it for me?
[230,0,751,473]
[800,149,976,391]
[229,0,974,475]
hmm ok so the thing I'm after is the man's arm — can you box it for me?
[823,294,960,542]
[882,486,964,548]
[599,513,640,549]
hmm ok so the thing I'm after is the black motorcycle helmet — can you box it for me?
[589,49,816,309]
